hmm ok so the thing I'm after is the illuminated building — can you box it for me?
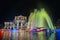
[9,22,14,29]
[4,22,14,29]
[14,15,27,29]
[4,15,27,29]
[4,22,10,29]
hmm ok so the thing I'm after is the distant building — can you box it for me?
[14,15,27,29]
[9,22,14,28]
[4,15,27,29]
[4,22,10,29]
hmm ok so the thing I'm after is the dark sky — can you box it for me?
[0,0,60,26]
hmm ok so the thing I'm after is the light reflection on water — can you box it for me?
[0,29,60,40]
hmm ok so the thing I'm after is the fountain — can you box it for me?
[28,8,55,40]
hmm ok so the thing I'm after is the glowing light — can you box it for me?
[28,8,54,29]
[3,29,9,40]
[28,8,55,40]
[0,29,2,39]
[56,28,60,40]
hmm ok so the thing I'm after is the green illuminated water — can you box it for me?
[28,8,55,40]
[28,8,54,29]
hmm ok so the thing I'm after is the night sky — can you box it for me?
[0,0,60,28]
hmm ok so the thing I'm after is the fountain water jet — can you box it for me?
[28,8,55,40]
